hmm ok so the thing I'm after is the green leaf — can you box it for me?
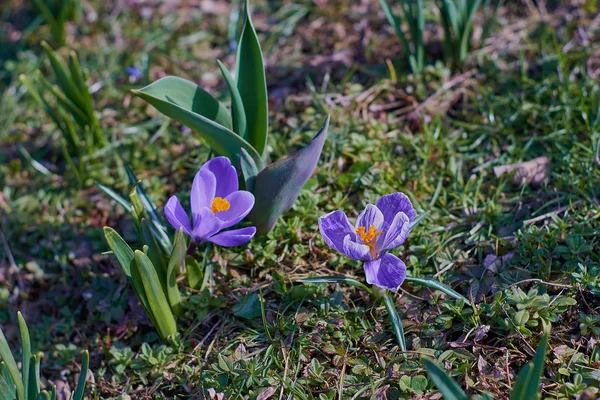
[133,251,177,341]
[382,291,406,352]
[299,276,372,293]
[96,182,132,212]
[17,313,30,400]
[233,293,262,320]
[29,354,41,399]
[103,227,135,277]
[239,147,258,192]
[41,42,85,111]
[0,363,16,400]
[140,219,168,289]
[185,256,203,290]
[249,115,329,234]
[71,351,89,400]
[422,357,468,400]
[404,277,469,304]
[166,229,186,316]
[217,60,247,138]
[132,76,264,168]
[511,335,548,400]
[236,0,269,155]
[0,322,24,400]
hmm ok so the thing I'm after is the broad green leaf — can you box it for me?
[0,324,24,400]
[132,76,264,168]
[382,291,406,352]
[239,147,258,192]
[217,60,247,138]
[185,256,203,290]
[422,357,468,400]
[103,227,134,277]
[72,351,89,400]
[166,229,186,316]
[249,115,329,234]
[233,293,262,320]
[133,251,177,340]
[300,276,372,294]
[236,0,269,155]
[404,277,469,304]
[17,313,30,400]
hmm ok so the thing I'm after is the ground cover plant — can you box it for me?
[1,0,599,398]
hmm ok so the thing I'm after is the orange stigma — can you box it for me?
[356,225,383,258]
[211,197,230,213]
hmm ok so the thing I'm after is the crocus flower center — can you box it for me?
[356,225,383,258]
[211,197,230,214]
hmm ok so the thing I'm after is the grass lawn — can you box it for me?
[1,0,600,398]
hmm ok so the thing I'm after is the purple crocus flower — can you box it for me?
[164,156,256,246]
[318,193,416,291]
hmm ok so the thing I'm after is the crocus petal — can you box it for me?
[363,253,407,291]
[191,168,216,216]
[208,226,256,247]
[375,193,416,232]
[355,204,384,230]
[378,212,410,252]
[318,210,356,254]
[191,208,223,242]
[215,191,255,229]
[342,235,371,261]
[204,156,239,198]
[164,196,192,235]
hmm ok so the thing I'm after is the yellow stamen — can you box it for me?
[356,225,383,258]
[211,197,230,214]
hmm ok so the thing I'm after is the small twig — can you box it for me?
[524,205,571,225]
[504,278,574,290]
[411,69,478,115]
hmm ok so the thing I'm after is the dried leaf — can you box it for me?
[493,156,551,187]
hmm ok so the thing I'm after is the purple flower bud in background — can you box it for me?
[318,193,416,291]
[164,157,256,246]
[126,67,142,79]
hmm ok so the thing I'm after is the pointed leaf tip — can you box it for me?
[249,116,330,234]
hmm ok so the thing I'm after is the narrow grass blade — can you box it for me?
[166,228,186,316]
[382,291,406,352]
[72,351,89,400]
[299,276,372,293]
[404,277,469,304]
[133,250,177,340]
[249,115,329,234]
[217,60,247,138]
[17,312,30,400]
[41,42,85,108]
[132,76,264,168]
[96,182,132,212]
[378,0,411,60]
[511,335,548,400]
[422,357,468,400]
[236,0,269,155]
[0,324,24,400]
